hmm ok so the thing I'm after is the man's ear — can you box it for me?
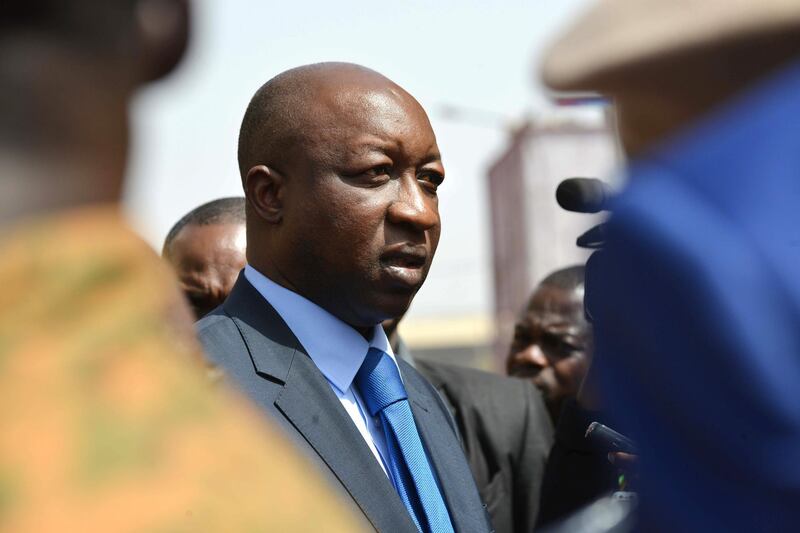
[245,165,286,224]
[135,0,190,82]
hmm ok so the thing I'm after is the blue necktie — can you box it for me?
[355,348,455,533]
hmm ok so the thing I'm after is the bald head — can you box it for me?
[239,62,443,329]
[237,62,418,179]
[534,265,586,307]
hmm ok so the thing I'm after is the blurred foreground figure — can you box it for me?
[544,0,800,530]
[162,197,246,318]
[384,318,553,533]
[506,265,591,424]
[0,3,363,531]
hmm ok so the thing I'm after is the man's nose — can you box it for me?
[516,344,549,370]
[386,175,439,231]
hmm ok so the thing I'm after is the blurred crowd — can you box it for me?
[2,1,799,532]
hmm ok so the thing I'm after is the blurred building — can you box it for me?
[488,108,622,368]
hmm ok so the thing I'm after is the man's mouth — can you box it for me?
[380,244,427,267]
[380,252,426,269]
[379,246,428,287]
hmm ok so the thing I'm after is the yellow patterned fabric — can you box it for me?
[0,206,365,533]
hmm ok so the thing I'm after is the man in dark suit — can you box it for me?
[197,63,491,533]
[168,198,549,532]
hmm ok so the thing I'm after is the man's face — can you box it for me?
[507,284,591,406]
[167,222,246,319]
[274,85,443,327]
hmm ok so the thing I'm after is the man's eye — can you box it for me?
[542,334,579,358]
[418,170,444,191]
[363,165,392,178]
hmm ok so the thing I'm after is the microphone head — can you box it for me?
[556,177,612,213]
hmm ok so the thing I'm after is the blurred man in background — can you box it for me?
[503,269,618,529]
[162,197,246,318]
[506,265,591,424]
[0,2,363,531]
[543,0,800,530]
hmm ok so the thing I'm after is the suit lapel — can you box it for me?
[275,356,416,532]
[224,275,416,532]
[401,361,491,533]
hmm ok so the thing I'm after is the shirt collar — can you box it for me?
[244,264,396,394]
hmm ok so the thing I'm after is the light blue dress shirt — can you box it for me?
[244,264,398,483]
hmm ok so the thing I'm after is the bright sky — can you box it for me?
[124,0,592,320]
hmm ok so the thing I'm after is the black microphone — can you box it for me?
[556,177,613,213]
[576,223,606,249]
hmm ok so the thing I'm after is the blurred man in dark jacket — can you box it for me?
[506,265,591,424]
[542,1,800,530]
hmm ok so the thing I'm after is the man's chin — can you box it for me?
[359,292,415,327]
[533,378,557,400]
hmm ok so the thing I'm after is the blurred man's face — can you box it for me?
[167,222,246,319]
[507,284,591,414]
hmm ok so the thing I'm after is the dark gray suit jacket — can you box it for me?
[196,274,492,532]
[413,359,554,533]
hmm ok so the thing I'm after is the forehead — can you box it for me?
[305,85,439,159]
[525,285,584,322]
[170,223,246,268]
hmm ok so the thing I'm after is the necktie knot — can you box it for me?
[355,347,408,417]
